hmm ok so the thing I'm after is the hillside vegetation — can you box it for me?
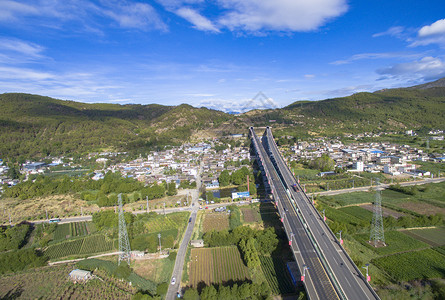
[1,78,445,158]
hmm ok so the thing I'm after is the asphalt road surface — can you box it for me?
[264,127,379,300]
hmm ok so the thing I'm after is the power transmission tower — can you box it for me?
[118,193,131,265]
[369,181,386,247]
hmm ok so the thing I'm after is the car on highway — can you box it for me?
[171,277,176,285]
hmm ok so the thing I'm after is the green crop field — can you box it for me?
[53,223,71,241]
[324,206,367,227]
[259,256,295,295]
[339,206,373,222]
[372,249,445,282]
[401,227,445,247]
[45,235,115,260]
[355,230,429,256]
[189,246,249,288]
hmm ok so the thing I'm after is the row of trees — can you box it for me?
[203,226,278,256]
[182,282,272,300]
[4,171,178,207]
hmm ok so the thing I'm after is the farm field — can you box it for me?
[241,207,261,223]
[132,257,175,284]
[360,204,405,219]
[372,249,445,282]
[189,246,249,288]
[259,256,295,295]
[338,206,373,221]
[396,201,445,215]
[53,221,93,241]
[401,227,445,247]
[45,234,116,260]
[202,213,229,232]
[354,230,429,256]
[143,212,189,233]
[0,264,132,299]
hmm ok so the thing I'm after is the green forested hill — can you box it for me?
[1,79,445,159]
[0,93,230,158]
[282,85,445,135]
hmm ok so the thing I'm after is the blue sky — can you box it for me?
[1,0,445,112]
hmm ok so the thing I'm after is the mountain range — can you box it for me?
[1,77,444,159]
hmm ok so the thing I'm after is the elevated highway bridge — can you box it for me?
[249,127,380,300]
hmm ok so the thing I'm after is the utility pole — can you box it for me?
[9,210,12,226]
[158,233,162,253]
[301,265,309,282]
[163,202,166,216]
[363,264,370,282]
[146,196,149,213]
[322,209,326,221]
[337,230,343,245]
[45,208,48,221]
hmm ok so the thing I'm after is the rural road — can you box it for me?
[165,158,203,300]
[309,177,445,197]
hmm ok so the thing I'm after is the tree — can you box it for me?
[309,154,335,172]
[183,288,199,300]
[7,164,20,179]
[219,170,230,186]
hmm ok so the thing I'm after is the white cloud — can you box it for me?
[217,0,348,32]
[411,19,445,47]
[175,7,219,32]
[377,56,445,81]
[418,19,445,37]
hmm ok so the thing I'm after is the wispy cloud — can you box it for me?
[372,26,405,38]
[175,7,219,32]
[0,38,45,59]
[377,56,445,82]
[331,52,423,65]
[0,0,168,33]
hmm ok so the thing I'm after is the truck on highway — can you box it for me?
[292,183,299,192]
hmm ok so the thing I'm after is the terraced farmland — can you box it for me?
[45,235,115,260]
[189,246,249,287]
[53,222,93,241]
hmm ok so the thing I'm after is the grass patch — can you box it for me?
[355,230,429,256]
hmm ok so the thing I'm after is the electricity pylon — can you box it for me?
[369,180,386,247]
[118,193,131,265]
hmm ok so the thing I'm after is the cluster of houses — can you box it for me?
[290,133,444,177]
